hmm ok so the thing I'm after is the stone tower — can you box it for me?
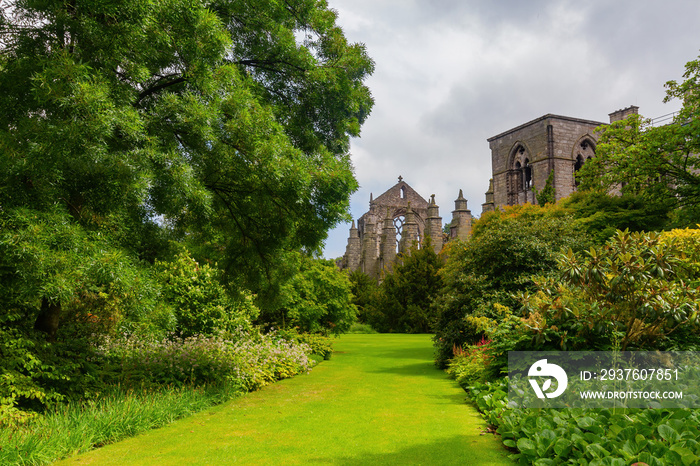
[482,109,631,210]
[449,189,472,240]
[425,194,444,254]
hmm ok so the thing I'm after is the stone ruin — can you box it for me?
[339,176,472,280]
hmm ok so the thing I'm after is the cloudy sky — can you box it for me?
[321,0,700,259]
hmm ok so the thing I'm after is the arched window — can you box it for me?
[523,158,531,190]
[400,186,406,199]
[393,215,405,252]
[507,144,529,205]
[573,138,595,187]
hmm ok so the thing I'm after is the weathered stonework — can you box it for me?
[482,106,638,211]
[340,177,470,280]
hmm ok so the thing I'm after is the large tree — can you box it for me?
[0,0,373,336]
[577,52,700,224]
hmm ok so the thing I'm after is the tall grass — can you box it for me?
[0,383,241,466]
[1,329,325,465]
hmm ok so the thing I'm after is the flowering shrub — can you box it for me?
[97,329,315,391]
[277,328,334,360]
[446,336,492,389]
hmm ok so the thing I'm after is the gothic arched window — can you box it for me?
[523,158,532,190]
[573,138,595,187]
[507,144,529,205]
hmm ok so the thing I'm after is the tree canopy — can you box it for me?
[576,52,700,224]
[0,0,374,336]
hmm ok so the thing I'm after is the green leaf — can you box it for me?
[517,437,537,455]
[586,443,610,459]
[658,423,680,443]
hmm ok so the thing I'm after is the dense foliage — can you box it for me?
[356,238,444,333]
[0,0,372,428]
[347,269,380,324]
[272,255,357,334]
[447,228,700,463]
[517,230,700,353]
[560,191,673,244]
[468,378,700,465]
[154,251,258,338]
[433,204,592,368]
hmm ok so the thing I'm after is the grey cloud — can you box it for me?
[323,0,700,259]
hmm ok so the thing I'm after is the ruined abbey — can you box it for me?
[340,106,640,279]
[338,177,473,279]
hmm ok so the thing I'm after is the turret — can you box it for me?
[360,214,379,278]
[450,189,472,241]
[482,179,495,213]
[342,220,361,271]
[426,194,443,254]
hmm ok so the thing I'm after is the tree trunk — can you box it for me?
[34,298,61,341]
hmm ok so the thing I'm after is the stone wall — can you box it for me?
[485,113,607,210]
[341,177,471,280]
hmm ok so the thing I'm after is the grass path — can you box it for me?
[58,334,511,465]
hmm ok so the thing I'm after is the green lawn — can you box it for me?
[57,334,511,465]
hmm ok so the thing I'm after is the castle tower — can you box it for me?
[450,189,472,240]
[425,194,443,254]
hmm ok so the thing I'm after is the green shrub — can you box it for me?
[154,251,257,337]
[275,255,358,334]
[97,329,314,391]
[346,322,378,334]
[516,230,700,353]
[468,378,700,464]
[433,204,592,368]
[277,328,334,360]
[446,336,492,389]
[561,191,672,244]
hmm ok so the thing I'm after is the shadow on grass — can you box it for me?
[309,435,512,465]
[374,347,436,360]
[369,361,449,378]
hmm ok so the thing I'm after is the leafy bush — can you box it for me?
[0,207,162,339]
[516,230,700,354]
[446,336,492,388]
[433,204,592,367]
[468,378,700,465]
[346,322,378,334]
[97,329,314,391]
[277,328,334,360]
[0,325,108,427]
[154,251,257,337]
[561,191,673,244]
[275,255,357,334]
[371,237,444,333]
